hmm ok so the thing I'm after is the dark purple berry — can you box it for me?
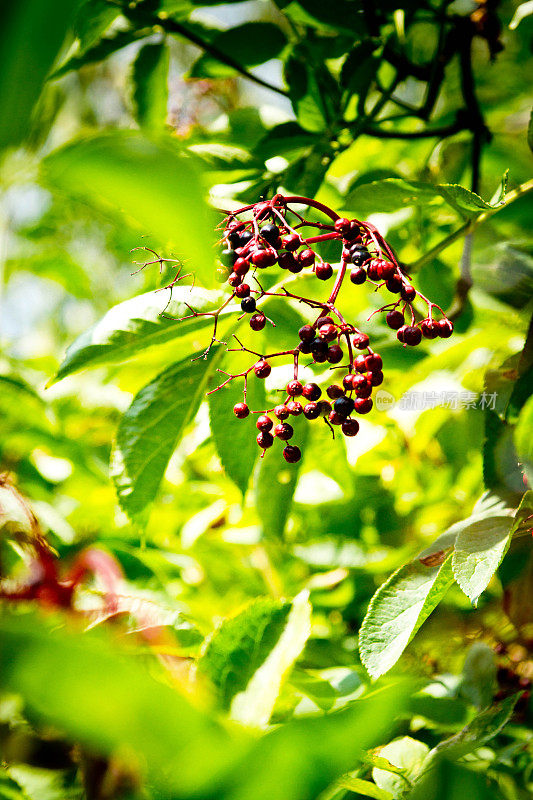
[327,345,343,364]
[316,262,333,280]
[437,319,454,338]
[326,384,344,400]
[386,310,404,330]
[333,396,355,417]
[400,283,416,302]
[274,422,293,440]
[350,268,366,285]
[260,223,280,245]
[342,418,359,437]
[303,402,320,419]
[283,445,301,463]
[257,431,274,448]
[299,325,315,342]
[302,383,321,401]
[403,326,422,346]
[241,296,256,313]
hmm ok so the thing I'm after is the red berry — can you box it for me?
[254,359,271,378]
[287,400,303,416]
[334,217,350,234]
[274,422,293,440]
[403,326,422,346]
[319,323,337,341]
[282,234,301,251]
[367,260,381,281]
[386,310,404,330]
[350,268,366,285]
[299,325,315,342]
[283,445,301,463]
[316,316,334,327]
[377,260,396,280]
[386,274,403,293]
[254,202,270,220]
[298,249,315,268]
[252,249,277,268]
[256,431,274,448]
[250,312,266,331]
[437,318,454,338]
[302,383,321,401]
[287,380,303,397]
[233,257,250,276]
[353,333,370,349]
[342,418,359,437]
[397,326,407,343]
[354,397,373,414]
[256,415,273,431]
[421,319,439,339]
[401,283,416,302]
[235,283,250,298]
[327,345,343,364]
[328,410,345,426]
[343,374,355,391]
[368,371,383,387]
[365,353,382,372]
[275,404,289,420]
[303,402,320,419]
[228,272,242,287]
[233,402,249,419]
[355,381,372,399]
[344,221,360,241]
[354,354,367,372]
[326,384,343,400]
[316,262,333,280]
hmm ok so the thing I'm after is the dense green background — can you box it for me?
[0,2,532,799]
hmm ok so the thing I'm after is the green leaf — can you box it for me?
[515,395,533,484]
[255,420,309,538]
[132,41,170,130]
[0,0,77,149]
[359,556,454,679]
[52,286,230,383]
[451,514,514,605]
[199,592,311,726]
[51,28,150,79]
[338,776,392,800]
[0,608,245,797]
[208,358,265,498]
[222,681,414,800]
[74,0,121,51]
[458,642,497,710]
[44,131,217,287]
[190,23,287,79]
[372,737,429,798]
[345,178,498,219]
[408,760,501,800]
[110,348,224,518]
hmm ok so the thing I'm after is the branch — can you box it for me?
[364,119,465,139]
[112,1,289,97]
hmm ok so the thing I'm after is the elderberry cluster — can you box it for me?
[165,194,453,463]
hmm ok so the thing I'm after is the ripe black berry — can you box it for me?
[299,325,315,342]
[327,384,344,399]
[260,223,280,245]
[233,402,249,419]
[254,359,271,378]
[283,445,301,463]
[278,251,296,270]
[274,422,293,440]
[302,383,321,401]
[311,338,328,362]
[333,396,355,417]
[250,312,266,331]
[386,310,404,330]
[316,262,333,280]
[241,296,256,313]
[288,259,304,274]
[235,283,250,298]
[327,345,343,364]
[351,249,369,266]
[298,341,312,354]
[303,402,320,419]
[257,431,274,448]
[386,274,403,293]
[256,415,273,431]
[403,326,422,346]
[342,418,359,437]
[350,268,366,285]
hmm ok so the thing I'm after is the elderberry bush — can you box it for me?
[183,193,453,462]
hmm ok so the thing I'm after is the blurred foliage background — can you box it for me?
[0,1,532,799]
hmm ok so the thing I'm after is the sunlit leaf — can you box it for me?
[132,41,169,130]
